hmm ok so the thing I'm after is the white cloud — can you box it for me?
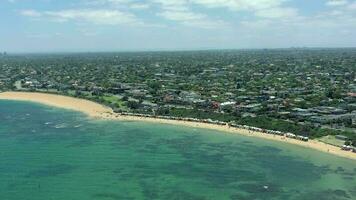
[153,0,189,11]
[153,0,227,28]
[26,32,63,39]
[152,0,288,12]
[130,3,150,10]
[85,0,150,10]
[191,0,286,11]
[240,4,356,40]
[326,0,349,6]
[181,19,227,29]
[17,0,356,34]
[158,10,226,28]
[20,10,42,17]
[191,0,300,19]
[348,1,356,9]
[255,7,298,18]
[90,0,134,5]
[20,9,140,25]
[153,0,298,21]
[159,11,205,21]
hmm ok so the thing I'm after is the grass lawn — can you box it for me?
[102,94,127,109]
[318,135,345,147]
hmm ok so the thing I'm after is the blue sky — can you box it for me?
[1,0,356,52]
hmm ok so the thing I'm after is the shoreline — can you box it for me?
[0,91,355,161]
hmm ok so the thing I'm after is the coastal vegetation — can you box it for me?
[0,49,355,145]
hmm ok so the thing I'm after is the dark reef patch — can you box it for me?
[92,193,134,200]
[298,189,351,200]
[25,164,75,178]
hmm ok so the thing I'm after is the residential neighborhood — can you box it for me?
[1,49,355,145]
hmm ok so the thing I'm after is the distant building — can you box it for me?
[220,101,236,107]
[347,92,356,97]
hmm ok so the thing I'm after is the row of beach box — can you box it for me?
[118,112,309,142]
[118,112,356,153]
[341,145,356,153]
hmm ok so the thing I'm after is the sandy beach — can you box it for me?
[1,91,355,160]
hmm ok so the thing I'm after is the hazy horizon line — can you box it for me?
[3,46,356,55]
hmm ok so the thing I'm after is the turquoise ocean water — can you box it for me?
[0,100,355,200]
